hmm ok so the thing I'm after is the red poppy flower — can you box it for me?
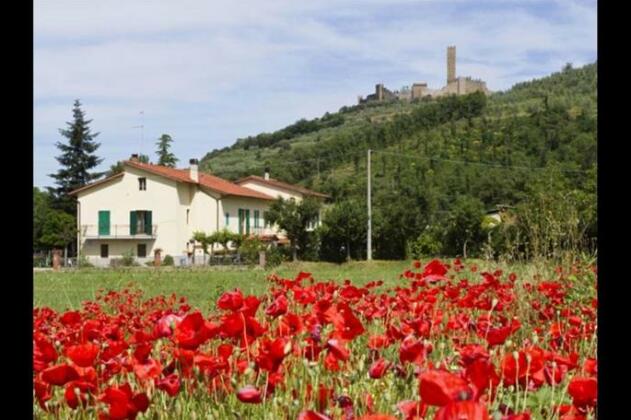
[358,415,398,420]
[368,334,390,350]
[266,294,288,318]
[100,383,149,420]
[64,380,95,409]
[154,313,182,338]
[174,311,215,349]
[237,385,262,403]
[466,359,499,398]
[34,378,52,410]
[434,400,489,420]
[397,400,427,420]
[423,259,448,278]
[400,335,428,365]
[419,369,472,407]
[568,376,597,408]
[41,363,80,386]
[34,334,58,372]
[133,357,163,382]
[65,342,100,368]
[156,373,181,397]
[217,289,244,311]
[59,310,81,326]
[278,312,303,336]
[326,339,350,361]
[256,337,291,372]
[369,358,390,379]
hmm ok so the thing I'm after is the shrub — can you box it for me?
[409,226,443,259]
[163,255,174,266]
[121,250,138,267]
[265,245,286,269]
[238,237,264,266]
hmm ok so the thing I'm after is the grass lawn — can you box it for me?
[33,259,556,313]
[34,260,413,313]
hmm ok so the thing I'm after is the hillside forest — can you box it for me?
[200,63,597,262]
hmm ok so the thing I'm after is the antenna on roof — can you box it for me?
[131,110,144,155]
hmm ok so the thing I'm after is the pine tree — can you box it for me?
[49,100,103,214]
[155,134,178,167]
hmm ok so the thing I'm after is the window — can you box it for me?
[137,244,147,258]
[225,212,229,226]
[100,244,109,258]
[254,210,260,228]
[186,209,190,224]
[238,209,250,235]
[138,177,147,191]
[130,210,153,235]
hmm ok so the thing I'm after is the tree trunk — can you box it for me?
[292,242,298,262]
[463,240,468,260]
[64,246,68,267]
[346,241,351,262]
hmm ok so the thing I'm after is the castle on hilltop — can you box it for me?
[358,46,490,104]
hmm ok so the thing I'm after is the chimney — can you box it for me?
[130,153,139,162]
[189,159,199,182]
[264,167,270,180]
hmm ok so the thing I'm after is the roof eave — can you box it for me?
[68,172,125,196]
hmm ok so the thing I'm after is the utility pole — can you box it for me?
[367,149,372,261]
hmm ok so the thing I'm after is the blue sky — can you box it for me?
[34,0,596,188]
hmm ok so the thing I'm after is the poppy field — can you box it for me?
[33,259,597,419]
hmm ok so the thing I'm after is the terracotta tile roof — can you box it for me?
[124,160,274,200]
[235,175,330,198]
[71,160,274,200]
[68,172,124,195]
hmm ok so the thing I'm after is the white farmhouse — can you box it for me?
[70,155,328,266]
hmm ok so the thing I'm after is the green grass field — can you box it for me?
[34,260,412,313]
[33,259,556,313]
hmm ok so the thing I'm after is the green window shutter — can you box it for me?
[130,211,137,235]
[98,211,110,235]
[238,209,243,234]
[245,209,250,235]
[254,210,259,228]
[145,211,152,235]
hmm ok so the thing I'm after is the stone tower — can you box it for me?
[447,46,456,83]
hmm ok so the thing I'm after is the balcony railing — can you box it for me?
[81,224,158,239]
[249,227,276,236]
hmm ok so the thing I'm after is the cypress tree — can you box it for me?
[49,99,103,214]
[155,134,178,167]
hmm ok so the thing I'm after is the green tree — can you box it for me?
[39,210,76,259]
[320,200,366,262]
[442,196,486,258]
[48,100,103,214]
[107,161,124,176]
[156,134,178,167]
[264,197,321,261]
[33,187,52,252]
